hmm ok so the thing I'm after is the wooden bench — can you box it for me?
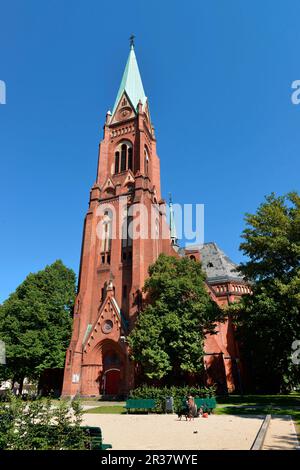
[125,398,156,413]
[81,425,112,450]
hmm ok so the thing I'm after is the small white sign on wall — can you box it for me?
[72,373,80,384]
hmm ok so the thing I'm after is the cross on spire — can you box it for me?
[129,34,135,48]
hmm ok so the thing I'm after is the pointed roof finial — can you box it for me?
[129,34,135,49]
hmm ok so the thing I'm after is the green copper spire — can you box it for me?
[112,39,147,115]
[169,194,178,247]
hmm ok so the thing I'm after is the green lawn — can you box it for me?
[83,405,125,414]
[216,392,300,407]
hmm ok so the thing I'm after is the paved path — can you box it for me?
[263,416,300,450]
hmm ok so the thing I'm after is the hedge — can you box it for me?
[0,393,88,450]
[129,385,216,413]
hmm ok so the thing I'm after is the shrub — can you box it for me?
[129,385,216,413]
[0,394,88,450]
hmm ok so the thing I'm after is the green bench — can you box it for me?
[125,398,156,413]
[179,397,217,414]
[194,397,217,413]
[81,426,112,450]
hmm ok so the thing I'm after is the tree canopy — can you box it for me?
[0,260,76,387]
[128,254,224,383]
[239,192,300,283]
[232,192,300,392]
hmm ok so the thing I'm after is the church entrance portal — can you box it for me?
[102,350,122,395]
[104,369,121,395]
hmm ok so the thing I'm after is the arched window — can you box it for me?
[128,147,133,171]
[114,141,133,174]
[121,144,127,172]
[114,151,120,174]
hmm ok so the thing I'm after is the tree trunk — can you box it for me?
[11,376,17,390]
[19,377,24,395]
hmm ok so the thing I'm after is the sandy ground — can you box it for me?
[82,413,264,450]
[263,416,300,450]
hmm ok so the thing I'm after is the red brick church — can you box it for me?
[62,42,249,397]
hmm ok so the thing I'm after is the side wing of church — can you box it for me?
[62,44,249,397]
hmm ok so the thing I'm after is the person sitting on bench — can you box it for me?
[187,395,197,421]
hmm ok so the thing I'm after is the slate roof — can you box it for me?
[184,242,245,284]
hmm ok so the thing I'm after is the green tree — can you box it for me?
[128,254,224,383]
[0,260,76,390]
[232,192,300,392]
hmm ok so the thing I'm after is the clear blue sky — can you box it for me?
[0,0,299,302]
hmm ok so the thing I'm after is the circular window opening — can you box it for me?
[102,320,113,334]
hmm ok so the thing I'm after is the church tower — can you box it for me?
[62,41,176,397]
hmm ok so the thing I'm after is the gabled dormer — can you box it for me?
[122,170,135,187]
[101,176,116,196]
[110,91,137,125]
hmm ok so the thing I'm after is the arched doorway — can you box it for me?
[102,350,122,395]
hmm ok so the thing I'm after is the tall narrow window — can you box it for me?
[122,209,133,262]
[121,144,127,172]
[128,147,133,171]
[123,285,127,299]
[127,215,133,247]
[101,210,113,263]
[144,149,149,175]
[114,151,120,174]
